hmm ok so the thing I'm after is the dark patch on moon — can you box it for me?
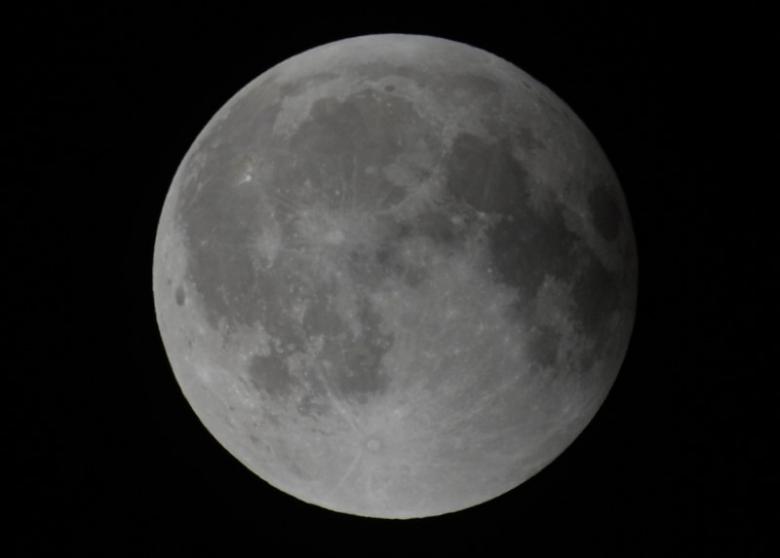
[322,297,394,403]
[576,342,600,377]
[571,256,620,335]
[587,183,622,241]
[442,129,627,364]
[287,90,439,212]
[276,72,341,99]
[340,341,388,393]
[296,393,330,418]
[349,61,433,86]
[344,245,384,288]
[174,78,448,340]
[174,285,186,306]
[177,102,281,204]
[345,217,445,291]
[526,324,562,369]
[300,285,350,340]
[515,127,546,152]
[447,73,502,100]
[445,133,531,214]
[373,240,429,288]
[248,352,297,396]
[411,206,472,250]
[175,172,267,332]
[350,204,474,291]
[382,215,463,280]
[486,203,583,313]
[188,242,257,331]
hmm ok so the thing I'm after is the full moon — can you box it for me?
[152,34,637,518]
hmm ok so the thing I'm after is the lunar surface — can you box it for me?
[152,34,637,518]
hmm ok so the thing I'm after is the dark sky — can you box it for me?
[8,6,770,555]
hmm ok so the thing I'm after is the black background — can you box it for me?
[9,5,771,556]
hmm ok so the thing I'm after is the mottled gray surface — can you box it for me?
[152,34,637,518]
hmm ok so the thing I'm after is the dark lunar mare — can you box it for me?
[174,81,630,403]
[174,88,454,404]
[442,131,629,374]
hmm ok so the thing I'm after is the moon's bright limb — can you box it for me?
[152,34,637,519]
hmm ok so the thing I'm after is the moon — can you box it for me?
[152,34,637,519]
